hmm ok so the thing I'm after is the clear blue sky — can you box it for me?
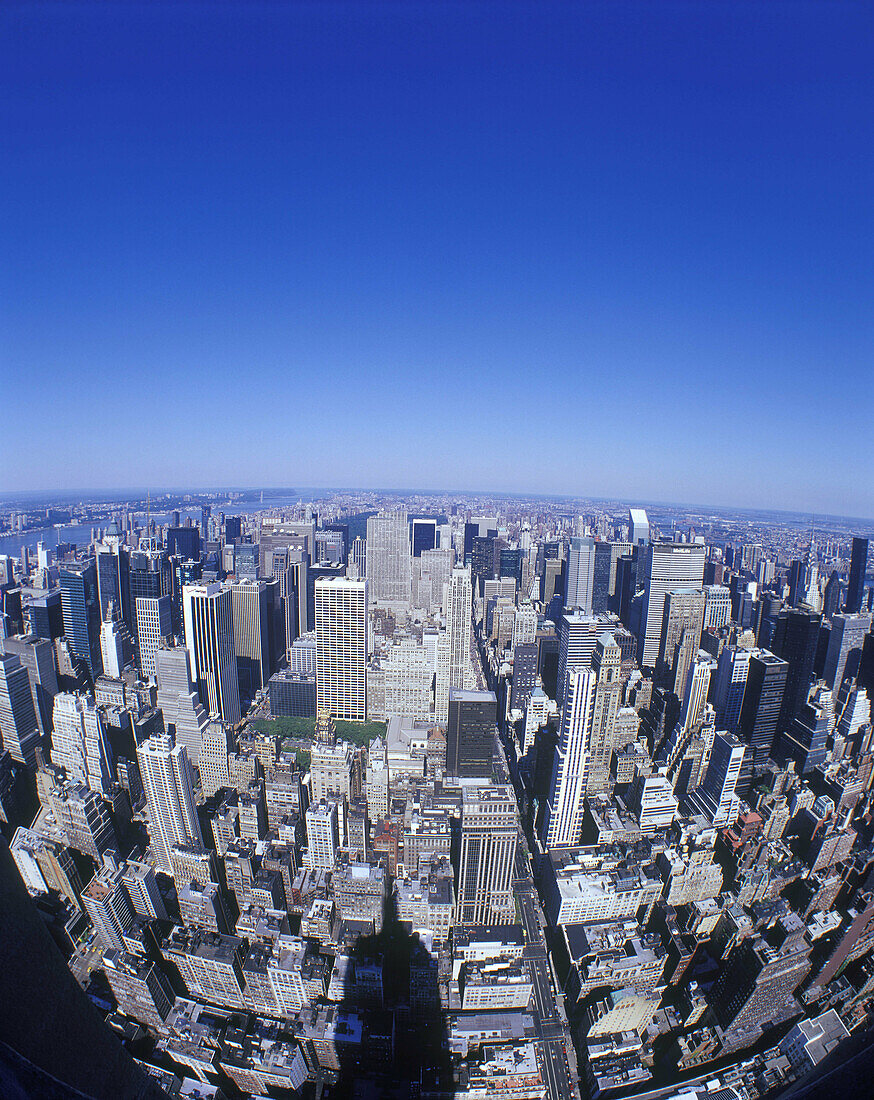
[3,1,873,515]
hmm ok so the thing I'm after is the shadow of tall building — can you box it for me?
[326,890,452,1099]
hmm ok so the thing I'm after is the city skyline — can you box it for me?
[5,2,874,513]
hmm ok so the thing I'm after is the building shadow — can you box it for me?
[327,889,452,1099]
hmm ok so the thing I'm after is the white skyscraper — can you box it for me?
[512,605,538,649]
[628,508,650,547]
[366,510,412,606]
[638,542,706,669]
[182,583,241,724]
[136,734,204,876]
[315,576,368,721]
[435,566,474,722]
[565,537,595,613]
[306,800,340,870]
[99,617,125,679]
[135,595,172,680]
[541,666,597,848]
[51,692,114,795]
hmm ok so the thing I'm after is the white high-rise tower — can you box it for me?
[315,576,368,721]
[365,510,412,606]
[136,734,204,876]
[435,566,474,721]
[541,666,597,848]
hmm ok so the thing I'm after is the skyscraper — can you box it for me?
[135,595,172,680]
[687,731,744,826]
[1,634,58,735]
[658,587,706,700]
[0,652,42,766]
[637,543,705,669]
[136,733,204,876]
[771,606,822,730]
[229,580,273,700]
[456,786,517,926]
[564,537,595,613]
[315,576,368,721]
[365,510,412,605]
[411,518,438,557]
[736,650,788,796]
[822,612,871,693]
[155,644,209,766]
[542,666,596,848]
[629,508,650,547]
[435,565,474,722]
[95,535,131,627]
[51,692,114,795]
[846,537,869,615]
[182,583,241,725]
[60,558,103,680]
[445,689,496,779]
[584,634,623,794]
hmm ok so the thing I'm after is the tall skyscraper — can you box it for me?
[51,692,114,795]
[0,652,41,765]
[411,518,438,557]
[95,535,131,627]
[229,580,273,700]
[445,689,496,778]
[590,541,614,614]
[687,731,745,826]
[315,576,368,721]
[564,537,595,613]
[1,634,58,735]
[137,733,204,876]
[822,612,871,693]
[59,559,103,680]
[456,786,517,925]
[557,613,606,706]
[584,634,623,794]
[99,617,126,679]
[637,543,706,669]
[771,606,822,730]
[846,537,869,615]
[629,508,650,547]
[155,644,209,766]
[542,666,596,848]
[658,587,706,700]
[135,595,172,680]
[435,565,474,722]
[182,583,241,725]
[365,510,412,605]
[736,650,788,796]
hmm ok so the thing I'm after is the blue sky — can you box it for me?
[3,1,873,515]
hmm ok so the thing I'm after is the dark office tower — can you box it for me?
[823,569,843,620]
[323,523,349,563]
[509,641,539,713]
[616,554,637,629]
[171,509,181,527]
[788,559,806,607]
[541,558,564,606]
[171,556,203,639]
[736,651,788,796]
[129,549,170,656]
[591,541,612,614]
[411,518,438,558]
[446,689,497,778]
[200,504,211,539]
[757,592,783,648]
[463,522,478,566]
[0,653,42,765]
[500,546,523,586]
[224,515,242,542]
[846,537,869,614]
[59,559,103,680]
[25,588,63,640]
[167,525,201,561]
[771,606,822,730]
[471,536,497,590]
[95,537,130,627]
